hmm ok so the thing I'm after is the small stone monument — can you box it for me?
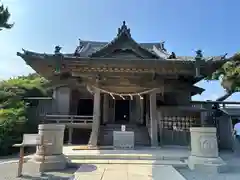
[113,125,134,149]
[188,127,228,173]
[121,125,126,132]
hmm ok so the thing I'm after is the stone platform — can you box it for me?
[64,145,189,160]
[64,145,189,168]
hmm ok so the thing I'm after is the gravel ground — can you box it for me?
[0,162,77,180]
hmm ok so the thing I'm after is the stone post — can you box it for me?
[188,127,228,173]
[150,91,158,146]
[88,89,101,147]
[31,124,67,171]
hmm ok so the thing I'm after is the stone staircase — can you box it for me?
[98,124,151,146]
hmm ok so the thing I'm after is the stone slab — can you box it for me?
[113,131,134,149]
[73,164,186,180]
[70,159,187,168]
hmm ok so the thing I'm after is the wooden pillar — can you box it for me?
[140,98,144,124]
[88,89,101,147]
[129,98,135,124]
[150,91,158,146]
[68,127,73,145]
[146,95,150,126]
[17,146,24,177]
[103,94,109,124]
[158,111,163,146]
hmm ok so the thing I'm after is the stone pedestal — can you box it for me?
[188,127,228,173]
[31,124,67,171]
[113,131,134,149]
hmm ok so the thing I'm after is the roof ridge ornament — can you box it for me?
[117,21,131,37]
[160,41,167,52]
[195,49,203,60]
[195,49,204,78]
[169,52,176,59]
[54,45,63,75]
[54,45,62,55]
[221,53,228,60]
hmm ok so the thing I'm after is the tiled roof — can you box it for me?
[75,39,226,62]
[18,21,228,63]
[77,40,168,58]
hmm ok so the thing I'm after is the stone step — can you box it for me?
[69,159,188,168]
[66,152,187,161]
[105,124,143,128]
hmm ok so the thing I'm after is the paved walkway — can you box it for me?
[1,148,240,180]
[0,162,185,180]
[1,160,240,180]
[74,164,185,180]
[0,162,76,179]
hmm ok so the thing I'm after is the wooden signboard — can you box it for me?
[22,134,42,146]
[13,134,52,177]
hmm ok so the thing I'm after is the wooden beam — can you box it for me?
[70,67,194,75]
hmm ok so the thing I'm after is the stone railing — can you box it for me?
[43,114,93,124]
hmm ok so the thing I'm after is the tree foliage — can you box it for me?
[0,74,49,155]
[0,3,13,31]
[206,53,240,101]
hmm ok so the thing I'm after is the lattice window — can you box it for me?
[161,116,198,131]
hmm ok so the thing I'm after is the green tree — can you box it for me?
[207,53,240,101]
[0,3,13,31]
[0,73,49,155]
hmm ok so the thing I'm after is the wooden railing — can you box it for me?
[43,114,93,124]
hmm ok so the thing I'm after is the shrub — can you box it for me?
[0,74,49,156]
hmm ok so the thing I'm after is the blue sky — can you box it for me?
[0,0,239,101]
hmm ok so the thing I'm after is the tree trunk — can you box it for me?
[215,91,234,101]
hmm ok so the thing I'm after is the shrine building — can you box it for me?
[17,21,230,148]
